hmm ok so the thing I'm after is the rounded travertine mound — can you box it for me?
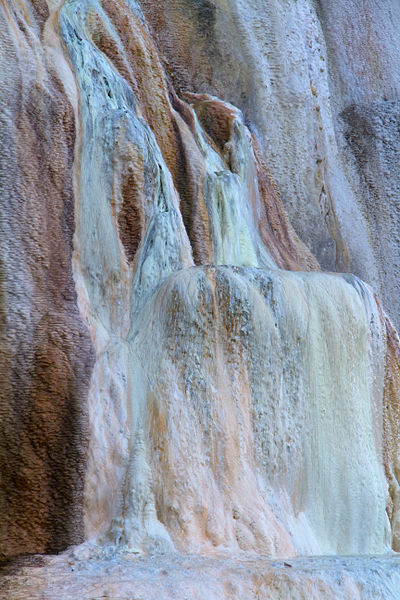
[121,265,389,556]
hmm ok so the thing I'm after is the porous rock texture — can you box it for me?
[141,0,400,330]
[1,1,400,599]
[0,0,94,558]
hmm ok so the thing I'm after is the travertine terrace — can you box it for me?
[1,1,400,598]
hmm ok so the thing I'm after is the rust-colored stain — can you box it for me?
[0,5,94,559]
[2,0,400,569]
[382,310,400,552]
[252,138,319,272]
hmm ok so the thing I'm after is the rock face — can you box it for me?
[1,0,400,597]
[0,0,94,557]
[141,0,400,331]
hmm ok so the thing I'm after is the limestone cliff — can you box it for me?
[1,1,400,598]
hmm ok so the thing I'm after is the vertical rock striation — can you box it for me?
[0,0,94,558]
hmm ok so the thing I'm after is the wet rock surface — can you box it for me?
[1,1,400,598]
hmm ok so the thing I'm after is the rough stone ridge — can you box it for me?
[0,0,94,558]
[1,2,400,599]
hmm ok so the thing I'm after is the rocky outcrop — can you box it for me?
[0,0,94,558]
[1,1,400,598]
[141,0,400,332]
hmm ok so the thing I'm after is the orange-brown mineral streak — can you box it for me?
[85,0,213,265]
[184,92,240,155]
[84,1,318,272]
[382,311,400,551]
[182,91,319,271]
[0,2,94,559]
[139,0,218,97]
[136,0,325,272]
[252,139,320,272]
[168,87,214,264]
[111,129,146,266]
[89,1,179,183]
